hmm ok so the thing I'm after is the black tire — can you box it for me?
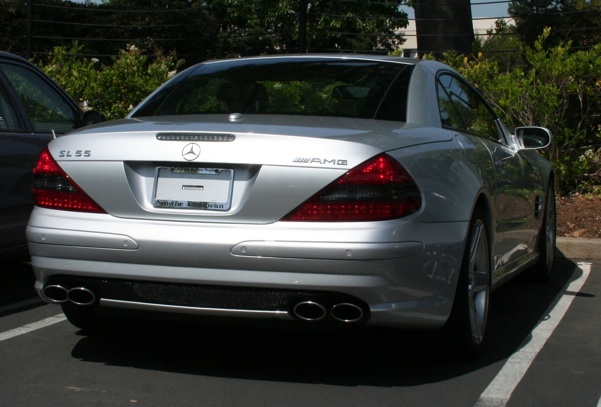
[530,184,556,283]
[443,207,491,359]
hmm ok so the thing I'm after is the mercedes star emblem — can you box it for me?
[182,143,201,161]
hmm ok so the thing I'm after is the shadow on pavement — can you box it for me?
[0,258,43,316]
[68,258,583,387]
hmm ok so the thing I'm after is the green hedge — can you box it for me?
[39,43,183,121]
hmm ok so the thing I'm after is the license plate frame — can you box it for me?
[152,166,234,211]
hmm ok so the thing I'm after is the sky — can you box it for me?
[401,1,510,19]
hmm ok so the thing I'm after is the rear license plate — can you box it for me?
[152,166,233,211]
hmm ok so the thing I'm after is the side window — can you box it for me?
[437,74,501,143]
[0,83,20,131]
[0,63,77,133]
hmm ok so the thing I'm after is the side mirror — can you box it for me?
[515,126,551,149]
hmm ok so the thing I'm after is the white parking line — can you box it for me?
[474,261,592,407]
[0,313,66,342]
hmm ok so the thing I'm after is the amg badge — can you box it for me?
[293,157,348,166]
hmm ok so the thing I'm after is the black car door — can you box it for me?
[0,56,81,254]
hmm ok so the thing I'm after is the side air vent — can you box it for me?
[156,133,236,142]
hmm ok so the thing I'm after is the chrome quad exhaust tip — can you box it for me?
[331,303,364,323]
[293,301,327,321]
[42,284,96,306]
[292,300,367,324]
[41,284,69,304]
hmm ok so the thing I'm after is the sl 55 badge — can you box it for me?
[58,150,92,158]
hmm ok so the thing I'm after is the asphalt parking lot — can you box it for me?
[1,253,599,407]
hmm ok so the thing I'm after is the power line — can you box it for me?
[3,1,600,60]
[471,1,510,5]
[31,19,194,28]
[34,3,206,13]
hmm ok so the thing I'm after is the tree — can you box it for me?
[80,0,219,66]
[475,19,525,71]
[206,0,409,56]
[1,1,409,65]
[509,0,601,49]
[413,0,474,56]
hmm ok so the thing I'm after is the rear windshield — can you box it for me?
[131,58,414,122]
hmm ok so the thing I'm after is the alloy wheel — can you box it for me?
[466,218,490,345]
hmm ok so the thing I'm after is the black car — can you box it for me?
[0,51,101,257]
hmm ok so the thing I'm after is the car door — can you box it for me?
[436,72,543,273]
[0,56,81,254]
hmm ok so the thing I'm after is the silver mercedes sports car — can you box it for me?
[27,55,555,356]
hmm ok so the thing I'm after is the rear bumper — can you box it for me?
[27,208,468,329]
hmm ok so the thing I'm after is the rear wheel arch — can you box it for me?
[442,196,493,358]
[530,175,557,282]
[473,194,494,252]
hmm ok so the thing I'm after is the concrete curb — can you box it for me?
[556,237,601,260]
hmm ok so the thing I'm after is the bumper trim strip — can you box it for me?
[100,298,293,319]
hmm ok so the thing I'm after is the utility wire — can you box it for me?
[5,1,600,59]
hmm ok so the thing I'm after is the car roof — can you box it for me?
[197,54,452,77]
[201,54,420,66]
[0,51,31,63]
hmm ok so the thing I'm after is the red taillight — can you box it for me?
[282,154,421,222]
[33,148,106,213]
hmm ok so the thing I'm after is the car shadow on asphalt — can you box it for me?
[68,258,582,387]
[0,259,44,316]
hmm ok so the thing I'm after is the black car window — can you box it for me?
[0,83,20,131]
[374,65,413,122]
[0,63,77,133]
[437,73,501,143]
[133,59,413,121]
